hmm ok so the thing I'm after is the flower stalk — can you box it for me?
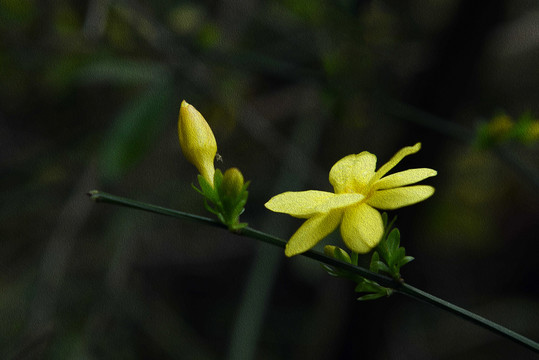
[88,190,539,354]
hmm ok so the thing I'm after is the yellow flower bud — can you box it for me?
[178,100,217,185]
[221,167,245,199]
[323,245,337,258]
[324,245,352,263]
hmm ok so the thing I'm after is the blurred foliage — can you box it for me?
[1,0,538,359]
[475,111,539,148]
[98,84,173,183]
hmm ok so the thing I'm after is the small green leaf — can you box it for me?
[333,247,352,264]
[197,175,218,202]
[395,247,406,262]
[243,182,251,192]
[386,215,398,234]
[321,264,338,277]
[350,251,359,266]
[213,169,223,190]
[376,237,390,264]
[369,251,380,272]
[217,213,226,224]
[387,228,400,254]
[375,261,391,275]
[381,212,388,228]
[191,183,205,196]
[398,256,415,267]
[229,222,248,231]
[232,192,248,215]
[357,292,386,301]
[381,214,398,242]
[355,280,381,293]
[203,199,220,215]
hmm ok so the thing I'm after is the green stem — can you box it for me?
[88,190,539,354]
[88,190,224,228]
[396,283,538,352]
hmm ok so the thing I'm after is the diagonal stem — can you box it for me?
[88,190,539,354]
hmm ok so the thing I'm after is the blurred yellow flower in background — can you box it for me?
[265,143,437,256]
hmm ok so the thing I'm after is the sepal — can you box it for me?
[324,245,352,264]
[192,168,249,231]
[355,278,393,301]
[374,224,414,280]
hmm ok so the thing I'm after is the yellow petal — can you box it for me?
[370,143,421,184]
[329,152,377,194]
[265,190,335,218]
[367,185,435,210]
[340,203,383,253]
[374,168,437,190]
[285,211,343,257]
[314,193,364,213]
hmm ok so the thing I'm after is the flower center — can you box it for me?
[344,182,373,199]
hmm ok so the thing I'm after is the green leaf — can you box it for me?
[98,85,172,183]
[357,292,386,301]
[229,222,248,231]
[376,237,390,264]
[381,212,388,228]
[213,169,223,191]
[198,175,218,203]
[387,228,400,254]
[369,251,380,272]
[232,192,248,216]
[350,251,359,266]
[321,264,338,277]
[375,261,391,275]
[77,58,170,86]
[355,280,381,293]
[217,213,226,224]
[395,247,406,262]
[386,215,398,234]
[333,247,352,264]
[203,199,220,215]
[191,183,205,196]
[398,256,415,267]
[380,213,398,242]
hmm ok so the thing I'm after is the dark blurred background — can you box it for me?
[1,0,538,359]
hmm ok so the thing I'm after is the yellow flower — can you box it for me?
[265,143,436,257]
[178,100,217,185]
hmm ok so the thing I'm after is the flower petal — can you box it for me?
[314,193,364,213]
[340,203,384,253]
[374,168,437,190]
[370,143,421,184]
[285,211,343,257]
[367,185,435,210]
[329,152,377,194]
[265,190,334,218]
